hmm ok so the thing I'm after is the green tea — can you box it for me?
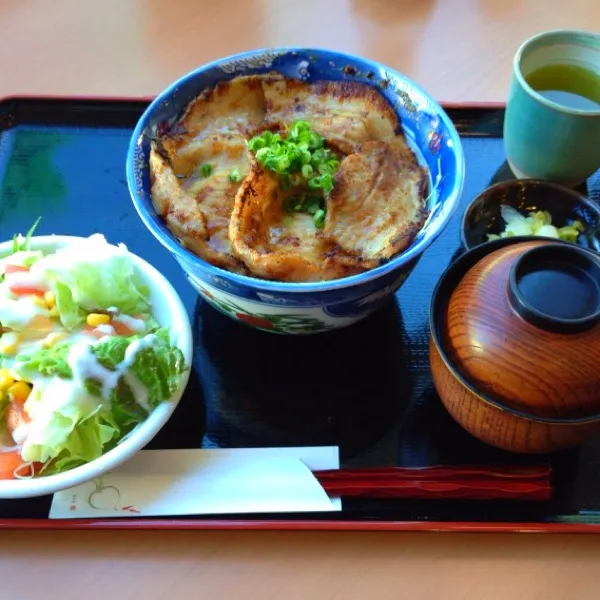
[525,63,600,111]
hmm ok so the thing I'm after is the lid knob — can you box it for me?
[507,244,600,334]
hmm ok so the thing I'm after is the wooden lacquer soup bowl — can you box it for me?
[430,236,600,454]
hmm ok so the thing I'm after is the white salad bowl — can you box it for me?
[0,235,193,499]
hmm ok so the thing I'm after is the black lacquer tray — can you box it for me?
[1,97,599,532]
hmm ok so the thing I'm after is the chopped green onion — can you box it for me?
[247,121,339,185]
[301,164,314,179]
[276,156,291,172]
[248,137,266,151]
[247,120,339,229]
[305,196,321,215]
[308,132,322,150]
[320,174,334,195]
[255,147,270,162]
[314,209,326,229]
[228,169,243,183]
[200,163,212,178]
[290,174,303,187]
[308,177,322,190]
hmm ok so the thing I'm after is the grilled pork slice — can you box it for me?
[159,75,267,173]
[229,161,365,282]
[261,75,403,154]
[150,139,250,274]
[149,75,270,273]
[323,138,429,268]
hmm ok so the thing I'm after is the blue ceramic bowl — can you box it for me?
[127,48,465,334]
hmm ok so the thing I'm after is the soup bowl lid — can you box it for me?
[440,238,600,419]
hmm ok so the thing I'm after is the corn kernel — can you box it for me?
[44,291,56,309]
[49,306,60,318]
[0,332,20,356]
[32,296,46,308]
[0,368,14,392]
[7,381,31,404]
[41,332,65,349]
[86,313,111,327]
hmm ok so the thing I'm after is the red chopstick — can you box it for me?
[313,465,552,501]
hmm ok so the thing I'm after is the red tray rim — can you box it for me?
[0,518,598,533]
[1,94,592,534]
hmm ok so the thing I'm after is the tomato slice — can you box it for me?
[111,321,134,336]
[8,285,46,297]
[0,451,24,480]
[83,325,106,340]
[4,265,30,274]
[83,320,134,339]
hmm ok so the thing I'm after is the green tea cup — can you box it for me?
[504,29,600,187]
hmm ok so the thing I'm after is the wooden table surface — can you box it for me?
[2,1,600,598]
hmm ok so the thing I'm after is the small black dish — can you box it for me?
[460,179,600,252]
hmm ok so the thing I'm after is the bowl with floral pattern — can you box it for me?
[127,47,465,335]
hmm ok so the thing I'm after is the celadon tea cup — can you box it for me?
[504,29,600,187]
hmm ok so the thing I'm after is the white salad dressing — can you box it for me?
[21,377,101,460]
[11,423,29,446]
[68,342,117,397]
[0,250,43,272]
[4,270,48,290]
[0,289,47,330]
[18,335,159,461]
[0,444,20,453]
[120,336,158,411]
[123,373,150,411]
[113,314,146,333]
[25,376,99,421]
[67,334,157,410]
[31,234,129,280]
[95,324,116,336]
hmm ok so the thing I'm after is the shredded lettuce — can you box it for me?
[0,250,44,272]
[43,411,117,475]
[22,399,117,470]
[92,329,187,406]
[31,234,152,329]
[13,328,187,471]
[16,342,72,378]
[0,217,43,284]
[16,329,185,402]
[143,315,161,332]
[15,328,186,407]
[12,217,41,254]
